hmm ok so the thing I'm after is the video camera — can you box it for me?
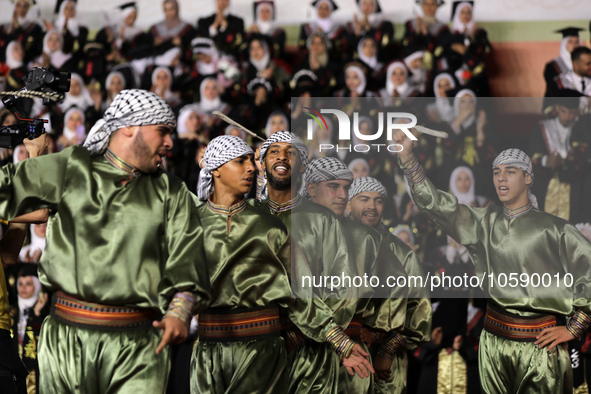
[0,68,71,149]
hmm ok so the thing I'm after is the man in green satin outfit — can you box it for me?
[255,131,372,394]
[394,129,591,394]
[0,90,212,393]
[191,135,373,394]
[347,176,432,394]
[303,158,415,394]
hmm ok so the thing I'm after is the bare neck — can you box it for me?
[267,186,296,204]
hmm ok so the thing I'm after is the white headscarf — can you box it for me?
[17,273,41,341]
[5,41,23,70]
[225,124,246,140]
[452,2,475,34]
[355,0,382,28]
[193,38,220,75]
[449,166,475,205]
[198,77,221,112]
[255,2,274,35]
[250,39,271,72]
[433,73,456,123]
[345,64,367,95]
[62,107,85,143]
[453,89,477,129]
[55,0,80,36]
[59,73,93,111]
[315,0,334,33]
[41,30,71,69]
[386,61,409,96]
[264,111,289,138]
[357,37,378,70]
[348,158,370,179]
[177,105,198,136]
[106,71,126,98]
[560,37,575,72]
[119,5,142,40]
[151,66,175,102]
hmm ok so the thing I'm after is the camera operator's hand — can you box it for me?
[23,133,49,158]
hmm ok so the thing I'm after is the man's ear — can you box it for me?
[306,183,316,198]
[525,173,533,186]
[261,158,267,172]
[119,125,139,137]
[212,169,220,178]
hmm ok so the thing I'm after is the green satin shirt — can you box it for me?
[254,198,358,327]
[198,200,338,341]
[404,160,591,317]
[0,146,211,313]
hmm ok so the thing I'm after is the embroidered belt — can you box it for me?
[198,306,281,342]
[51,291,160,331]
[344,317,363,338]
[484,304,557,342]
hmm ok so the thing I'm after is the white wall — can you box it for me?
[4,0,589,30]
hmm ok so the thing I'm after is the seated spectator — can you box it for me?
[224,125,246,141]
[348,157,371,179]
[4,41,27,90]
[57,107,86,151]
[150,66,182,109]
[0,0,43,64]
[335,61,374,98]
[176,105,206,142]
[194,77,232,137]
[149,0,194,67]
[543,27,583,96]
[426,72,457,124]
[18,223,46,264]
[355,35,385,91]
[296,32,338,96]
[191,37,241,100]
[247,1,285,58]
[346,0,394,62]
[53,0,88,60]
[104,70,126,107]
[379,61,420,107]
[196,0,245,57]
[403,0,450,53]
[449,165,489,207]
[59,73,93,112]
[264,111,288,138]
[403,43,428,94]
[36,30,75,73]
[299,0,348,62]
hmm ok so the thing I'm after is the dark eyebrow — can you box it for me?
[158,126,173,134]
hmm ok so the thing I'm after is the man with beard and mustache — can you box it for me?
[0,89,212,393]
[347,176,431,394]
[304,157,413,394]
[254,131,375,393]
[393,129,591,393]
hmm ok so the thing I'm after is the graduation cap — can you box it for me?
[451,1,473,19]
[54,0,76,14]
[554,27,584,38]
[311,0,338,12]
[415,0,444,7]
[355,0,382,14]
[253,1,275,20]
[18,263,39,278]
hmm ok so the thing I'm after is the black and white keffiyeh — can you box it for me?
[258,131,308,200]
[303,157,353,199]
[349,176,387,201]
[492,149,538,208]
[260,131,309,169]
[197,135,254,201]
[83,89,176,155]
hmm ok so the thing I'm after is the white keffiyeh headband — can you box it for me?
[197,135,254,200]
[303,157,353,199]
[349,176,387,201]
[83,89,176,155]
[492,148,538,208]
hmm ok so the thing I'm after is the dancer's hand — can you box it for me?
[373,354,393,383]
[342,343,375,378]
[153,317,188,354]
[535,326,574,351]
